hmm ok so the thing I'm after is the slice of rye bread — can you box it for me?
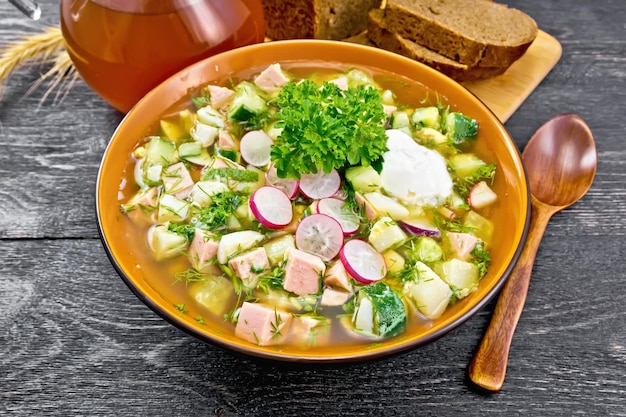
[262,0,383,40]
[380,0,538,67]
[363,9,507,82]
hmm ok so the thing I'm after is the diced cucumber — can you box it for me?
[433,258,479,299]
[403,261,452,320]
[178,141,202,159]
[449,153,487,179]
[182,148,213,166]
[463,210,494,246]
[228,166,265,194]
[144,136,177,167]
[157,194,190,223]
[214,146,241,164]
[149,224,188,261]
[414,236,443,263]
[390,111,411,129]
[411,106,440,129]
[345,165,381,193]
[363,192,409,220]
[141,136,177,185]
[445,112,478,144]
[352,281,406,338]
[227,81,267,122]
[368,216,407,252]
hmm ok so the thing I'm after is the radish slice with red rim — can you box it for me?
[340,239,387,284]
[266,163,299,199]
[240,130,273,167]
[400,217,441,238]
[249,186,293,229]
[295,213,344,262]
[316,197,360,235]
[299,169,341,199]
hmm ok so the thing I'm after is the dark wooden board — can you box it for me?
[1,0,625,415]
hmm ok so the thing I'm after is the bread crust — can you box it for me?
[361,9,507,82]
[381,0,538,67]
[262,0,383,40]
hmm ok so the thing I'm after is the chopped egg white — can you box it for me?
[380,129,453,206]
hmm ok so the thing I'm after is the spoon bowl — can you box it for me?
[468,113,597,392]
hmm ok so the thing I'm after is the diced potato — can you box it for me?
[189,180,229,207]
[148,224,188,261]
[216,230,264,264]
[383,249,406,273]
[189,275,236,316]
[157,194,190,223]
[403,261,452,320]
[415,127,448,145]
[263,234,296,265]
[368,216,407,252]
[463,210,494,246]
[390,111,411,129]
[449,153,487,179]
[160,118,186,141]
[363,192,409,220]
[196,105,226,128]
[191,122,219,147]
[433,258,479,299]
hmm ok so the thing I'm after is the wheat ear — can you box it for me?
[0,26,76,103]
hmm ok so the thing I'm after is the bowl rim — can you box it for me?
[96,39,531,363]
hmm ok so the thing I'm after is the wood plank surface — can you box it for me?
[464,30,563,122]
[1,0,625,416]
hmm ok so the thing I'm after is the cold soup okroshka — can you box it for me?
[118,63,500,349]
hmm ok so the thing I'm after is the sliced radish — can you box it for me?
[316,198,360,235]
[340,239,387,284]
[240,130,273,167]
[469,181,498,209]
[295,213,344,262]
[249,186,293,229]
[266,163,299,199]
[400,217,441,238]
[299,168,341,199]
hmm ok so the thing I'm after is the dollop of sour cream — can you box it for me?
[380,129,453,206]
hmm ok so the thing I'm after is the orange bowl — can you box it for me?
[96,40,529,362]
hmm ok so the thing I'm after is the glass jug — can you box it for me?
[60,0,266,113]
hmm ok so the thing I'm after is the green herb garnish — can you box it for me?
[270,80,388,179]
[196,191,243,231]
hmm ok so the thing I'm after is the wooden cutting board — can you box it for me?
[462,30,562,122]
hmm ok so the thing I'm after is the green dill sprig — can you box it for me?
[453,163,496,199]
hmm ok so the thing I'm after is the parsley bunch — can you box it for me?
[270,80,387,179]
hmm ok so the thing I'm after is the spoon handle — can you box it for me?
[468,198,554,392]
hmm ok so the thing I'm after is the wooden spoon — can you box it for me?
[468,114,597,392]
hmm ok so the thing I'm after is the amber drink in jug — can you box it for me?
[60,0,266,113]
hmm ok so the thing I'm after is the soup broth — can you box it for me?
[116,62,507,353]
